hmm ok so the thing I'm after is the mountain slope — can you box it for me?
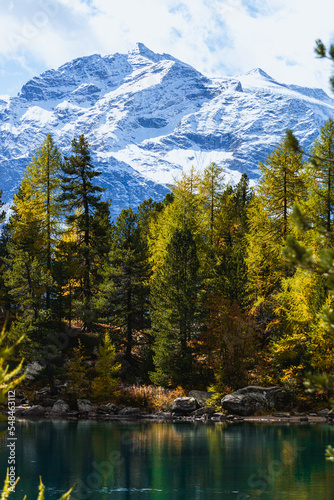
[1,43,334,218]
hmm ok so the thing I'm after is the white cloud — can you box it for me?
[0,0,333,95]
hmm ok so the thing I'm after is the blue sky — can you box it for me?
[0,0,333,96]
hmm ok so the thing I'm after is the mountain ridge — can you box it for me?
[1,43,334,218]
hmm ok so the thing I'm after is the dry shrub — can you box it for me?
[117,384,185,411]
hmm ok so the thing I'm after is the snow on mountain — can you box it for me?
[1,42,334,218]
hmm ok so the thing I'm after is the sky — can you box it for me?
[0,0,334,97]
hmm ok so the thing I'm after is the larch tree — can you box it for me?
[306,118,334,235]
[6,134,63,318]
[199,162,225,245]
[246,131,306,308]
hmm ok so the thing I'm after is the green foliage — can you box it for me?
[96,207,150,359]
[60,134,105,326]
[150,226,200,387]
[91,334,120,401]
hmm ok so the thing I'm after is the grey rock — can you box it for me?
[20,405,47,417]
[98,403,119,414]
[221,386,285,416]
[50,399,69,416]
[118,407,141,416]
[40,397,59,408]
[172,397,198,415]
[156,412,173,420]
[77,399,94,412]
[190,406,215,417]
[212,413,228,420]
[25,362,44,381]
[318,409,330,417]
[188,390,213,407]
[273,412,290,418]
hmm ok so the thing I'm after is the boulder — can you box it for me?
[318,408,330,417]
[19,405,47,418]
[118,407,141,416]
[188,390,213,407]
[98,403,119,414]
[25,362,44,381]
[172,397,198,415]
[41,397,59,408]
[50,399,69,416]
[190,406,215,417]
[77,399,94,413]
[221,386,285,416]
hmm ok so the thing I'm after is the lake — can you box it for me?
[1,420,334,499]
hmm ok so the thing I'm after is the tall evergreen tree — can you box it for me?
[96,207,150,360]
[60,135,104,327]
[150,226,200,387]
[214,174,252,305]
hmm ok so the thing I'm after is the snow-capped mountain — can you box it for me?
[1,42,334,218]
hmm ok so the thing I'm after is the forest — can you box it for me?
[1,119,334,408]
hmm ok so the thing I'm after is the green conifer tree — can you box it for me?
[96,207,150,360]
[60,135,104,327]
[150,226,200,387]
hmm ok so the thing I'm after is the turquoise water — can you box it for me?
[1,420,334,499]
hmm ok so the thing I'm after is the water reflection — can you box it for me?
[1,421,334,499]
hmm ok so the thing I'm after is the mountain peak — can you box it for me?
[128,42,175,64]
[244,68,275,80]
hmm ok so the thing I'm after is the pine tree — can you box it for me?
[214,175,252,305]
[60,135,104,327]
[96,207,150,360]
[150,226,200,387]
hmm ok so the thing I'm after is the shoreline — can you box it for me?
[2,410,330,425]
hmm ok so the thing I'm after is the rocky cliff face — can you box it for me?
[1,43,334,217]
